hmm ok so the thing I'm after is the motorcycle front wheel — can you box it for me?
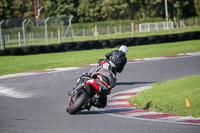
[67,90,89,115]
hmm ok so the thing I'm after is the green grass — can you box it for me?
[0,39,200,76]
[130,75,200,117]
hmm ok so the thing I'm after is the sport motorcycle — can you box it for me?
[66,75,102,114]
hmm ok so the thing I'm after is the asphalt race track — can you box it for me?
[0,55,200,133]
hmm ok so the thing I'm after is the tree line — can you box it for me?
[1,0,200,23]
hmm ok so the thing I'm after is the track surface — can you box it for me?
[0,55,200,133]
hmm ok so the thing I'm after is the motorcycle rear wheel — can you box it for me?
[67,90,89,115]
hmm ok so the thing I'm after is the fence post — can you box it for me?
[196,18,198,29]
[95,25,98,40]
[44,17,50,45]
[31,33,33,44]
[169,19,172,34]
[83,28,85,37]
[119,24,121,34]
[18,32,21,47]
[62,16,73,42]
[131,22,134,37]
[58,29,61,44]
[148,23,150,32]
[180,20,182,29]
[180,20,186,29]
[174,17,179,29]
[22,19,27,46]
[69,16,74,42]
[135,24,138,32]
[0,20,4,50]
[114,26,117,34]
[107,26,109,35]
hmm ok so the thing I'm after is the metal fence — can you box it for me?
[0,17,200,50]
[0,16,73,49]
[139,21,174,32]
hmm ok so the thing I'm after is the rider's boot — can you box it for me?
[93,99,106,108]
[85,102,92,111]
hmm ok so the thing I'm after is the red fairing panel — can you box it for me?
[86,79,101,94]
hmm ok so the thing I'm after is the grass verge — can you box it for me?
[130,75,200,117]
[0,39,200,76]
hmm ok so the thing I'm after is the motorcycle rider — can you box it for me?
[80,45,128,108]
[105,45,128,75]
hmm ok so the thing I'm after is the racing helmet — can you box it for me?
[119,45,128,55]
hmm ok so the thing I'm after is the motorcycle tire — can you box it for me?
[67,90,89,115]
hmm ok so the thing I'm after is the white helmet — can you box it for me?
[119,45,128,55]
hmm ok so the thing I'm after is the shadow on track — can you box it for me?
[77,108,138,115]
[116,81,157,86]
[76,81,157,115]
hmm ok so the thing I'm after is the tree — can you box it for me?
[0,0,14,19]
[77,0,133,22]
[40,0,78,21]
[129,0,164,19]
[194,0,200,16]
[101,0,132,20]
[167,0,196,19]
[0,0,34,19]
[11,0,34,18]
[77,0,102,22]
[0,0,199,23]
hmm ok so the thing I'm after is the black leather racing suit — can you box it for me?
[105,50,127,74]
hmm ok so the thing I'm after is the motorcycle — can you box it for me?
[66,59,114,115]
[66,75,102,115]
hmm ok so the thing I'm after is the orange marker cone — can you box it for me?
[186,98,191,107]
